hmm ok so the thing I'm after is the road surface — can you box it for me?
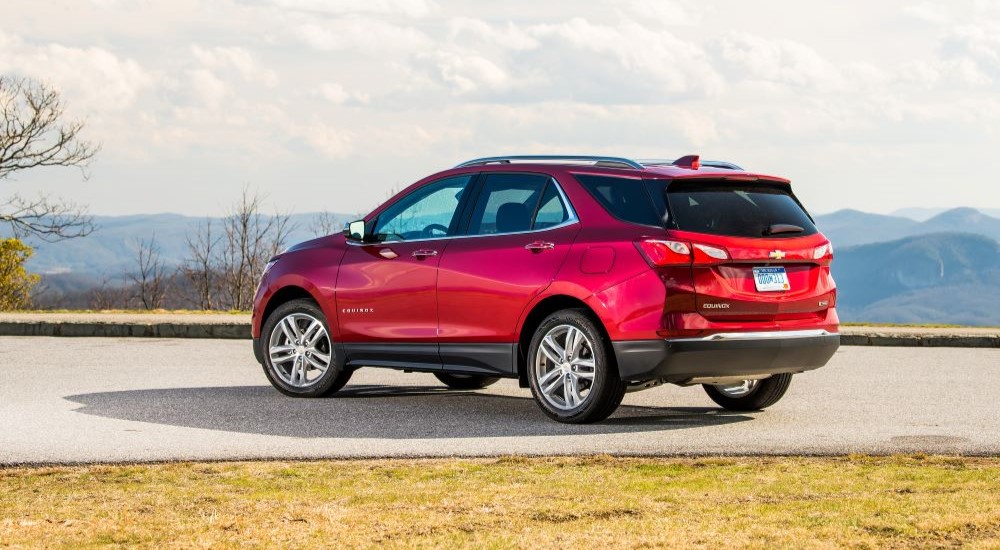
[0,337,997,464]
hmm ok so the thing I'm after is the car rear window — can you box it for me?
[575,174,817,238]
[665,181,817,238]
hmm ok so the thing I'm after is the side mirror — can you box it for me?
[344,220,369,242]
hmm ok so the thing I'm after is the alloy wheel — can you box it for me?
[532,324,597,410]
[267,313,332,388]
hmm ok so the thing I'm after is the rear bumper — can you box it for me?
[613,330,840,384]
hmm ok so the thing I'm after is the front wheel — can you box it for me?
[434,373,500,390]
[261,299,352,397]
[703,373,793,411]
[527,309,626,424]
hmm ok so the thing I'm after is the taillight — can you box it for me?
[692,243,729,263]
[636,240,691,266]
[636,239,730,267]
[813,242,834,263]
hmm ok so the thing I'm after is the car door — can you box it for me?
[436,172,580,375]
[336,174,474,370]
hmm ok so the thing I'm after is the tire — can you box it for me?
[260,299,352,397]
[526,309,626,424]
[703,373,793,411]
[434,373,501,390]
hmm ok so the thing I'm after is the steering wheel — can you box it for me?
[422,223,449,238]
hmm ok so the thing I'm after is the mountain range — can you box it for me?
[8,207,1000,326]
[814,207,1000,248]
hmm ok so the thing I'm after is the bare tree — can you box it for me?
[309,211,342,237]
[182,220,221,310]
[129,236,168,310]
[90,273,129,310]
[1,75,98,241]
[219,188,293,310]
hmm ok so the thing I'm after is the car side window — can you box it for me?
[533,183,569,229]
[373,175,472,241]
[466,173,551,236]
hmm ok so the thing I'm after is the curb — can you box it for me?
[839,333,999,348]
[0,322,250,339]
[0,321,998,348]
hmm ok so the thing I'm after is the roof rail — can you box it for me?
[455,155,645,170]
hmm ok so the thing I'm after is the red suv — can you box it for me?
[252,155,839,423]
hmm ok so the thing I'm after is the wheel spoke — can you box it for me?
[567,374,583,406]
[573,369,595,380]
[541,376,563,397]
[280,317,299,343]
[301,320,321,343]
[542,335,565,363]
[304,354,328,372]
[309,350,331,364]
[537,368,562,387]
[562,374,574,407]
[567,328,583,359]
[270,349,295,363]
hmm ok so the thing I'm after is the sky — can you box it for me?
[2,0,1000,217]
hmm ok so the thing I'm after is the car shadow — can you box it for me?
[64,384,752,439]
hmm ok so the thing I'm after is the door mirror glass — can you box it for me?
[344,220,368,242]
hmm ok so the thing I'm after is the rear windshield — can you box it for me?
[575,175,818,238]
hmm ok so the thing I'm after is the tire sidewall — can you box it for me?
[261,299,343,397]
[703,373,793,411]
[526,310,617,422]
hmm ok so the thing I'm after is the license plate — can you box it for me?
[752,267,790,292]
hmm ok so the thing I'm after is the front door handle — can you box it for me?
[525,241,555,252]
[412,249,439,258]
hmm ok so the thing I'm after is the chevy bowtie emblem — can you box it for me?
[768,250,786,260]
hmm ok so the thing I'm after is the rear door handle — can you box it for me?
[412,249,439,258]
[525,241,555,252]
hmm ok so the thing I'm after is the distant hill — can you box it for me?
[893,207,1000,221]
[815,207,1000,247]
[12,212,354,276]
[833,232,1000,325]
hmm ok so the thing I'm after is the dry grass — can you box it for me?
[2,456,999,549]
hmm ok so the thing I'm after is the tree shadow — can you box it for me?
[64,384,752,439]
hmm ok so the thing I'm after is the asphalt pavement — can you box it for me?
[0,336,997,464]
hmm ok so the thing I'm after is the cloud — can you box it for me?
[191,46,278,87]
[317,82,370,104]
[0,31,153,112]
[616,0,703,26]
[244,0,437,17]
[709,32,845,91]
[940,23,1000,82]
[291,15,431,53]
[902,3,952,24]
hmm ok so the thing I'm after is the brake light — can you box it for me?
[813,242,834,261]
[692,243,729,262]
[636,239,730,267]
[636,240,691,266]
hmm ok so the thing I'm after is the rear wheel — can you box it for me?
[434,373,500,390]
[527,309,626,424]
[261,299,352,397]
[703,373,792,411]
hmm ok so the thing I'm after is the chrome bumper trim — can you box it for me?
[668,329,835,343]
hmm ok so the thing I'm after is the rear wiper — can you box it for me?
[764,224,804,236]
